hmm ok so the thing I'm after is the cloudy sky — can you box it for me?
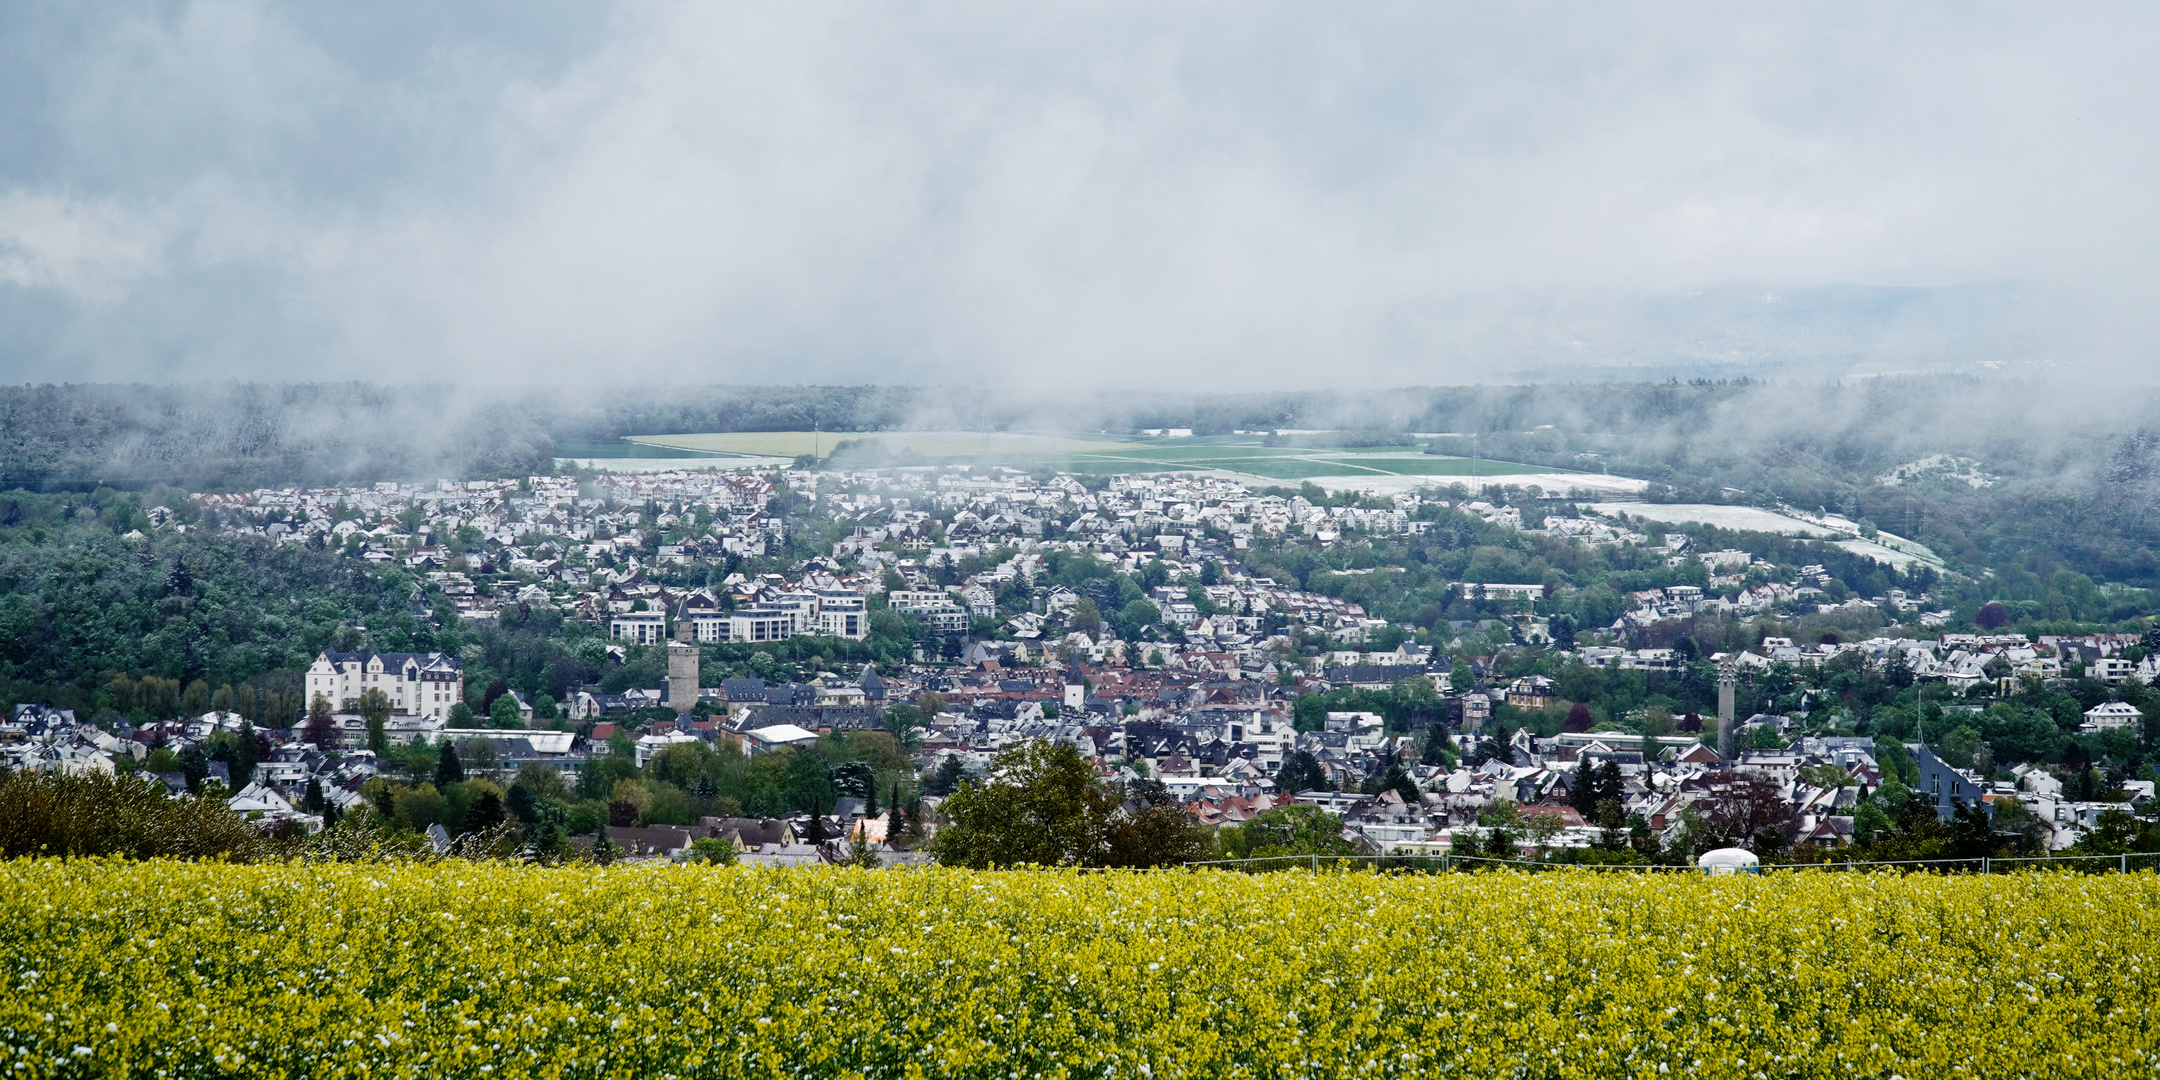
[1,2,2154,388]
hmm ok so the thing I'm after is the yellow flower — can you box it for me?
[0,860,2155,1077]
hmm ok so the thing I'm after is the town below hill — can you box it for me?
[4,454,2160,867]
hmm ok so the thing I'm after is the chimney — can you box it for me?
[1716,657,1737,760]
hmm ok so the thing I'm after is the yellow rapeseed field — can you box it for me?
[2,861,2155,1079]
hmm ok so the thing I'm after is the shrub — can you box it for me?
[0,770,267,861]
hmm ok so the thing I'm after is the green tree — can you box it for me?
[358,687,393,756]
[1104,803,1208,868]
[780,749,835,814]
[929,740,1110,868]
[882,703,926,750]
[1569,757,1598,816]
[1214,805,1359,864]
[922,755,967,796]
[1292,695,1328,733]
[1476,799,1526,858]
[1275,749,1331,795]
[1375,758,1419,804]
[177,745,210,794]
[1067,598,1104,639]
[394,783,448,832]
[464,789,506,834]
[1391,676,1438,727]
[489,693,524,729]
[1421,723,1454,767]
[435,743,465,786]
[686,836,738,865]
[1594,760,1623,809]
[302,694,339,751]
[1595,798,1625,850]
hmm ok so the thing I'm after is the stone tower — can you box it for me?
[1715,656,1738,760]
[667,641,701,715]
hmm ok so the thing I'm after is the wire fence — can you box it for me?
[1179,850,2160,875]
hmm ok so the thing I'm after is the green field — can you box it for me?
[626,431,1141,458]
[1070,442,1568,480]
[616,431,1567,482]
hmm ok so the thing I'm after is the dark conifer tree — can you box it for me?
[1570,757,1598,816]
[435,743,464,786]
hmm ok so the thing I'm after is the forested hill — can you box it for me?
[0,384,557,491]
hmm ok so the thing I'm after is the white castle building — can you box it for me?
[306,650,465,720]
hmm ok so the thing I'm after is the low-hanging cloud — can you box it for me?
[1,1,2156,388]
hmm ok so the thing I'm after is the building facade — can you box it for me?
[305,651,464,720]
[679,590,870,644]
[609,613,670,645]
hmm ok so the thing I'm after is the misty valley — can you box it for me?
[8,354,2160,1080]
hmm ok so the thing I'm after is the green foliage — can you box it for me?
[930,740,1204,869]
[0,494,442,715]
[1214,805,1360,865]
[1274,749,1331,795]
[931,741,1105,868]
[0,770,269,861]
[434,744,465,787]
[685,836,739,865]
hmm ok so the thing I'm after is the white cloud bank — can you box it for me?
[0,1,2156,387]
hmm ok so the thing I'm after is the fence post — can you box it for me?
[2124,853,2129,875]
[1311,853,1319,873]
[1981,857,1988,875]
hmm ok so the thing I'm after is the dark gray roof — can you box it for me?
[738,704,883,732]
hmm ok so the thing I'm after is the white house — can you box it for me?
[2084,701,2144,731]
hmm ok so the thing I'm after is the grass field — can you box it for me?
[618,431,1565,482]
[626,431,1142,458]
[7,860,2158,1079]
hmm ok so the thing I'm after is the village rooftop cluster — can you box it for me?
[8,463,2155,863]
